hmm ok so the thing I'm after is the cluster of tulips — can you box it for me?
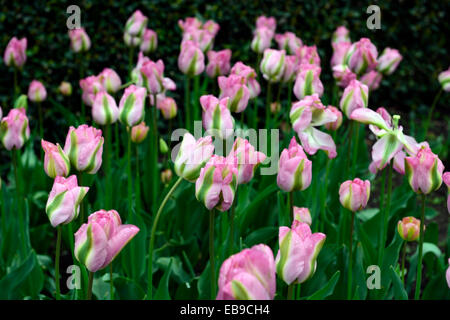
[1,10,449,301]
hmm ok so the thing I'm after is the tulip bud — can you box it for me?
[339,178,371,212]
[161,168,173,185]
[271,102,281,114]
[79,75,104,107]
[195,155,238,212]
[324,106,343,131]
[140,59,165,95]
[64,125,104,174]
[200,95,235,140]
[68,28,91,53]
[293,63,323,99]
[277,137,312,192]
[41,140,70,178]
[159,138,168,154]
[178,17,202,33]
[13,94,28,110]
[228,137,266,185]
[377,48,402,75]
[296,45,321,66]
[360,70,382,91]
[206,49,232,78]
[46,175,88,227]
[251,27,274,54]
[3,37,27,68]
[397,217,421,242]
[59,81,72,96]
[339,79,369,118]
[282,55,299,83]
[405,146,444,195]
[217,244,276,300]
[27,80,47,103]
[131,122,149,144]
[275,32,302,55]
[260,49,286,83]
[331,42,351,67]
[98,68,122,94]
[438,68,450,92]
[276,221,326,284]
[218,75,250,113]
[446,259,450,289]
[174,133,214,181]
[119,85,146,127]
[293,207,312,225]
[182,29,214,52]
[140,28,157,53]
[344,38,378,75]
[443,172,450,214]
[230,62,261,98]
[75,210,139,272]
[332,64,356,88]
[156,96,177,120]
[91,91,119,125]
[256,16,277,32]
[0,108,30,150]
[332,26,350,44]
[124,10,148,37]
[178,40,205,76]
[203,20,220,37]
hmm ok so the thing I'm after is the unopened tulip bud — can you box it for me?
[377,48,402,75]
[3,37,27,68]
[293,63,323,99]
[339,178,371,212]
[79,75,104,107]
[228,137,266,185]
[140,59,165,95]
[339,79,369,117]
[296,45,321,66]
[206,49,232,78]
[131,122,149,144]
[41,140,70,178]
[68,28,91,53]
[156,96,177,120]
[98,68,122,94]
[438,68,450,92]
[360,70,382,91]
[159,138,168,154]
[275,32,302,55]
[344,38,378,75]
[271,101,281,114]
[324,106,343,131]
[218,75,250,113]
[397,217,421,242]
[59,81,72,96]
[27,80,47,102]
[182,29,214,52]
[0,108,30,150]
[140,28,157,53]
[331,42,351,67]
[124,10,148,37]
[178,40,205,76]
[443,172,450,214]
[119,85,146,127]
[260,49,286,83]
[282,55,299,83]
[161,168,172,185]
[332,26,350,44]
[200,95,235,140]
[293,207,312,225]
[251,27,274,54]
[13,94,28,110]
[92,91,119,125]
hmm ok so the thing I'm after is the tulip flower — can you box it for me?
[446,259,450,289]
[178,40,205,76]
[331,42,351,67]
[98,68,122,94]
[230,62,261,98]
[182,28,214,52]
[3,37,27,68]
[339,79,369,118]
[228,137,266,185]
[206,49,232,78]
[360,70,382,91]
[118,85,146,127]
[41,140,70,178]
[45,175,88,227]
[324,106,343,131]
[293,63,323,99]
[293,207,312,226]
[290,94,338,158]
[131,122,149,144]
[281,55,300,83]
[92,91,119,125]
[64,125,104,174]
[444,172,450,214]
[161,168,173,185]
[200,95,235,140]
[195,155,238,212]
[174,132,215,182]
[79,75,104,107]
[339,178,371,212]
[344,38,378,75]
[217,244,276,300]
[277,136,312,192]
[218,75,250,113]
[27,80,47,103]
[256,16,277,32]
[178,17,203,33]
[124,10,148,38]
[275,32,302,55]
[405,146,444,195]
[377,48,402,75]
[438,68,450,92]
[140,59,165,95]
[203,20,220,37]
[58,81,72,96]
[0,108,30,150]
[276,221,326,285]
[140,28,157,53]
[397,217,421,242]
[68,28,91,53]
[251,27,274,54]
[332,26,350,44]
[296,45,321,67]
[260,49,286,82]
[332,64,357,88]
[156,96,177,120]
[75,209,139,272]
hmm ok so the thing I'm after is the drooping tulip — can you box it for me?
[218,75,250,113]
[438,68,450,92]
[98,68,122,94]
[293,63,323,99]
[124,10,148,38]
[324,106,343,131]
[174,132,215,182]
[131,122,149,144]
[397,217,421,242]
[178,40,205,76]
[68,28,91,53]
[217,244,276,300]
[276,221,326,284]
[277,136,312,192]
[59,81,72,96]
[256,16,277,32]
[293,207,312,226]
[339,178,371,212]
[405,146,444,195]
[63,125,104,174]
[27,80,47,102]
[444,172,450,214]
[92,91,119,125]
[41,140,70,178]
[228,137,266,185]
[344,38,378,75]
[332,26,350,44]
[230,62,261,98]
[377,48,402,75]
[200,95,235,140]
[0,108,30,150]
[275,32,302,55]
[339,79,369,118]
[75,210,139,272]
[45,175,88,227]
[3,37,27,68]
[360,70,382,91]
[79,75,104,107]
[118,85,146,127]
[206,49,232,78]
[260,49,286,83]
[251,27,274,54]
[140,28,157,53]
[156,96,177,120]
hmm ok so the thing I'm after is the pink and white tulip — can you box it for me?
[3,37,27,68]
[256,16,276,32]
[218,75,250,113]
[156,96,177,120]
[397,217,421,242]
[275,32,302,55]
[131,122,149,144]
[0,108,30,150]
[182,28,214,52]
[324,106,343,131]
[68,28,91,53]
[332,26,350,44]
[331,42,351,67]
[230,62,261,98]
[251,27,274,54]
[178,40,205,76]
[360,70,382,91]
[27,80,47,102]
[118,85,146,127]
[98,68,122,94]
[140,28,157,53]
[228,137,266,185]
[444,172,450,214]
[281,55,299,83]
[92,91,119,125]
[332,64,357,88]
[344,38,378,75]
[339,79,369,117]
[41,140,70,178]
[206,49,232,78]
[293,207,312,226]
[140,59,165,95]
[200,95,235,140]
[296,45,321,67]
[377,48,402,75]
[124,10,148,37]
[293,64,323,99]
[438,68,450,92]
[339,178,371,212]
[79,75,104,106]
[260,49,286,83]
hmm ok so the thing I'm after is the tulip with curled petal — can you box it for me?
[41,140,70,178]
[206,49,232,78]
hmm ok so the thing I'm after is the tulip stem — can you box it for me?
[287,81,293,127]
[148,176,183,300]
[321,157,332,231]
[296,283,301,300]
[423,88,442,139]
[414,194,426,300]
[151,94,159,212]
[345,122,354,179]
[110,263,114,300]
[229,199,236,256]
[377,167,386,265]
[401,241,407,285]
[12,149,26,256]
[87,271,94,300]
[127,128,133,220]
[135,145,141,217]
[351,123,360,176]
[287,283,294,300]
[77,172,85,223]
[194,75,200,123]
[347,210,355,300]
[128,46,135,80]
[55,225,62,300]
[209,208,216,299]
[379,160,393,265]
[13,67,18,99]
[38,101,44,140]
[105,124,112,209]
[185,76,191,132]
[287,191,294,225]
[265,82,272,129]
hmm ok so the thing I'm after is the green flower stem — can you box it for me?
[414,194,426,300]
[110,263,114,300]
[379,160,393,265]
[377,167,387,265]
[114,122,120,160]
[151,94,159,212]
[265,82,272,129]
[128,46,135,80]
[12,149,26,256]
[347,210,355,300]
[209,208,216,300]
[401,241,407,285]
[104,124,112,209]
[287,191,294,225]
[185,76,191,132]
[118,81,133,91]
[345,121,354,179]
[287,283,294,300]
[147,176,183,300]
[194,75,200,123]
[351,123,360,176]
[55,225,62,300]
[127,128,133,220]
[38,101,44,139]
[135,145,141,217]
[228,191,237,256]
[423,88,443,139]
[87,271,94,300]
[320,157,332,231]
[296,283,301,300]
[78,54,86,124]
[13,68,18,99]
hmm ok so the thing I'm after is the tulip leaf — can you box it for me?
[244,227,278,248]
[154,258,173,300]
[306,270,340,300]
[0,251,36,299]
[389,266,408,300]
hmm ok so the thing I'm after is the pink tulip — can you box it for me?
[277,136,312,192]
[3,37,27,68]
[75,210,139,272]
[293,207,312,226]
[360,70,382,91]
[275,32,302,55]
[182,28,214,52]
[178,40,205,76]
[140,59,165,95]
[438,68,450,92]
[331,42,351,67]
[68,28,91,52]
[293,63,323,99]
[218,75,250,113]
[195,155,238,212]
[228,137,266,185]
[324,106,343,131]
[339,79,369,118]
[230,62,261,98]
[118,85,147,127]
[332,64,357,88]
[92,91,119,125]
[156,96,177,120]
[140,28,157,53]
[203,20,220,37]
[217,244,276,300]
[256,16,277,32]
[46,175,88,227]
[58,81,72,96]
[296,45,321,67]
[339,178,371,212]
[446,259,450,289]
[377,48,402,75]
[98,68,122,94]
[79,75,104,106]
[282,55,300,83]
[397,217,421,242]
[131,122,149,144]
[63,125,104,174]
[332,26,350,44]
[444,172,450,214]
[260,49,286,82]
[124,10,148,37]
[251,27,274,54]
[345,38,378,75]
[41,140,70,178]
[276,221,326,284]
[200,95,234,140]
[0,108,30,150]
[178,17,203,34]
[206,49,232,78]
[27,80,47,102]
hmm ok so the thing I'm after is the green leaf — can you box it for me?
[306,271,340,300]
[154,258,173,300]
[244,227,278,248]
[389,266,408,300]
[0,251,36,299]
